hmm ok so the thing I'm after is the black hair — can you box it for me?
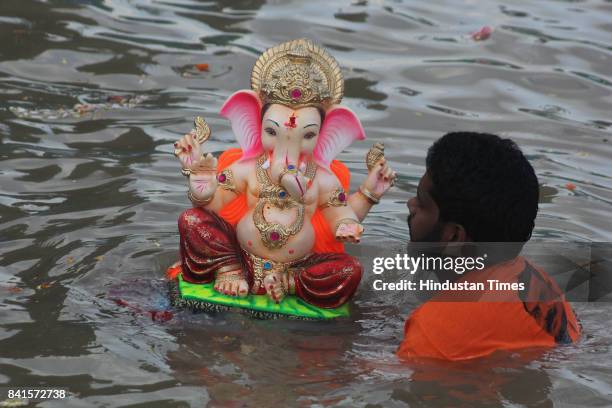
[425,132,539,243]
[261,104,326,122]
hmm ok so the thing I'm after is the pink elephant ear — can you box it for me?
[219,90,263,160]
[313,106,366,169]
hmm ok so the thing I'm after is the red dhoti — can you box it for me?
[178,207,362,308]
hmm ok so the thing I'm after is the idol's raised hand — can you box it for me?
[361,142,397,200]
[174,117,217,204]
[174,117,211,171]
[174,129,203,171]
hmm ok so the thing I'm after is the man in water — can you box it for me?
[398,132,581,360]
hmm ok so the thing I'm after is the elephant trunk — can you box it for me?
[270,136,307,201]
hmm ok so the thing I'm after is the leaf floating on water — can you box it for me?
[195,63,209,72]
[471,26,493,41]
[565,182,576,192]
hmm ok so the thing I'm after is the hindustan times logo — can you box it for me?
[372,253,487,275]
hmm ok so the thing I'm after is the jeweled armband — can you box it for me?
[217,169,236,192]
[319,187,348,209]
[358,185,380,205]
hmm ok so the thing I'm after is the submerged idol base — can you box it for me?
[167,264,350,320]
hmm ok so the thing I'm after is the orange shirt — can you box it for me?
[397,257,581,361]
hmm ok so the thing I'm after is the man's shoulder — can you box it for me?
[516,260,582,344]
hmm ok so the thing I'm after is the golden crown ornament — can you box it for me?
[251,38,344,109]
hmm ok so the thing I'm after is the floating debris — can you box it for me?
[8,94,148,120]
[178,62,212,77]
[240,344,255,355]
[471,26,493,41]
[74,103,95,115]
[113,297,173,323]
[36,282,54,290]
[7,286,23,294]
[106,95,126,104]
[0,398,30,407]
[195,63,209,71]
[149,310,173,322]
[565,182,576,192]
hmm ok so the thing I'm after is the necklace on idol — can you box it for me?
[253,154,316,249]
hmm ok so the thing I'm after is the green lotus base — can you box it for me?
[170,274,350,320]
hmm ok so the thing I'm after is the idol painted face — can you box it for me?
[406,171,444,242]
[261,104,321,166]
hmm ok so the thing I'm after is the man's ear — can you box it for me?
[441,223,468,243]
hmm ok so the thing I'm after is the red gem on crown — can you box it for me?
[290,88,302,100]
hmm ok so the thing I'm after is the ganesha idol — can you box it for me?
[168,39,396,314]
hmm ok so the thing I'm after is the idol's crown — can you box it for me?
[251,38,344,109]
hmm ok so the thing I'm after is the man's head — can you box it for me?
[407,132,539,248]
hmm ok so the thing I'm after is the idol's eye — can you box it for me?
[304,131,317,140]
[265,127,277,136]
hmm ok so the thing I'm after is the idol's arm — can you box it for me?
[348,191,374,222]
[321,203,364,243]
[175,127,248,213]
[317,174,364,243]
[348,145,397,221]
[188,160,248,213]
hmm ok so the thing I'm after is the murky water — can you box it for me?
[1,0,611,406]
